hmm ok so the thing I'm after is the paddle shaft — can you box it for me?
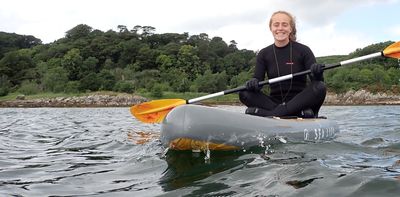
[188,51,383,104]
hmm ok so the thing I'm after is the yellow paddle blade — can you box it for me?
[130,99,186,123]
[383,41,400,58]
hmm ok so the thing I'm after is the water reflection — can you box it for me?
[159,149,258,191]
[1,107,400,196]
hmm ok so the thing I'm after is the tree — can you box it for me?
[42,66,69,92]
[188,33,212,62]
[156,54,175,71]
[151,83,164,98]
[325,69,349,92]
[0,32,42,59]
[387,67,400,85]
[160,68,190,92]
[104,58,116,70]
[117,25,128,33]
[61,48,84,80]
[132,69,160,90]
[209,36,229,57]
[230,71,251,88]
[372,67,390,87]
[17,80,40,95]
[228,40,238,52]
[114,81,135,93]
[98,70,116,90]
[65,24,93,40]
[0,49,36,86]
[222,52,247,76]
[176,45,201,80]
[141,26,156,37]
[117,39,143,67]
[134,45,159,70]
[131,25,142,34]
[159,42,181,56]
[157,33,188,46]
[82,56,99,72]
[0,75,11,96]
[79,72,100,91]
[358,68,374,84]
[193,70,227,93]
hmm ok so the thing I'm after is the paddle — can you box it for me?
[131,41,400,123]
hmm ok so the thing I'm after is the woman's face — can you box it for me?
[270,13,292,43]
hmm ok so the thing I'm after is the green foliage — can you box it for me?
[132,69,160,90]
[0,87,9,96]
[65,24,93,40]
[160,68,190,92]
[114,81,135,93]
[230,71,251,88]
[17,81,40,95]
[42,66,69,92]
[150,83,164,98]
[0,49,36,86]
[98,70,116,91]
[193,70,228,93]
[349,41,397,69]
[156,54,175,71]
[1,25,399,98]
[61,48,83,80]
[65,81,80,93]
[82,57,99,72]
[176,45,202,80]
[387,67,400,85]
[0,32,42,59]
[79,73,101,91]
[0,75,11,96]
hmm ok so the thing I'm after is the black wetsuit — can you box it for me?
[239,41,326,117]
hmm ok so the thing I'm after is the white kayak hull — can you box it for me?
[161,105,339,151]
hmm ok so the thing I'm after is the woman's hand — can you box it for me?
[310,63,325,81]
[246,78,262,92]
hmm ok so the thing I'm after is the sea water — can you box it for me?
[0,106,399,196]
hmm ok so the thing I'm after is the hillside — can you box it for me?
[1,26,399,99]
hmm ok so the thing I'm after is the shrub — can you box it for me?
[17,81,40,95]
[65,81,80,93]
[0,87,9,96]
[114,81,135,93]
[150,83,163,98]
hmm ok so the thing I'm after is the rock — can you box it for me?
[0,93,149,107]
[324,89,400,105]
[1,90,399,107]
[16,94,25,100]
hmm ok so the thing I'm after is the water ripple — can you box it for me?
[1,106,400,196]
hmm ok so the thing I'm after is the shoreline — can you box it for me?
[0,94,149,108]
[0,89,399,107]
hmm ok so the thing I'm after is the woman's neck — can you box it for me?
[274,39,290,47]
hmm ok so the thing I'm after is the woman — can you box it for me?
[239,11,326,118]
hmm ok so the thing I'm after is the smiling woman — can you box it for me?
[238,11,327,118]
[269,11,297,47]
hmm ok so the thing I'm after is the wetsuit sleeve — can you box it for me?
[304,46,316,70]
[303,46,322,81]
[254,50,267,81]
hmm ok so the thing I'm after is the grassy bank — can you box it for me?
[0,91,241,104]
[140,91,240,104]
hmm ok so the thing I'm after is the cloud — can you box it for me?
[300,23,374,56]
[273,0,396,27]
[1,0,398,55]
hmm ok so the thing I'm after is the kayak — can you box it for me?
[160,105,340,151]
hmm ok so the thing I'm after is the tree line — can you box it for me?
[0,24,399,98]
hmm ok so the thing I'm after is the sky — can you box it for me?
[1,0,399,57]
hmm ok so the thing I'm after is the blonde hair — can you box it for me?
[269,11,297,42]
